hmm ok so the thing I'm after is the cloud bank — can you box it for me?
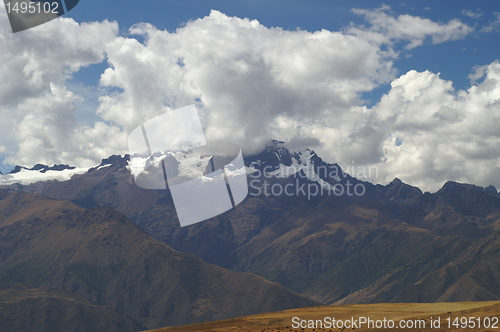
[2,5,499,192]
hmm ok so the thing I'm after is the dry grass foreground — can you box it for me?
[146,301,500,331]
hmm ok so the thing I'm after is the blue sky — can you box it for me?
[1,0,500,191]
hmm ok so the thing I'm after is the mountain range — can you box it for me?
[2,141,500,330]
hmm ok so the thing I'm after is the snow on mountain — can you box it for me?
[0,155,130,186]
[245,141,346,191]
[0,165,91,186]
[9,164,77,174]
[95,164,113,171]
[0,142,342,188]
[267,150,339,190]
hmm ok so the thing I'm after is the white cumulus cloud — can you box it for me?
[349,5,473,49]
[0,10,124,167]
[2,6,495,193]
[96,9,398,155]
[366,62,500,191]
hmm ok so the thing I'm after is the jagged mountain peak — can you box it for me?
[390,177,403,185]
[485,185,499,194]
[414,180,500,225]
[244,140,321,169]
[9,163,76,174]
[439,180,500,197]
[244,140,299,168]
[88,154,130,173]
[379,177,423,201]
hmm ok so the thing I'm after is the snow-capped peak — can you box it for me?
[266,150,339,190]
[0,165,91,186]
[0,155,128,186]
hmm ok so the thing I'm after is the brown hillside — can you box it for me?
[0,191,318,330]
[147,301,500,332]
[0,283,141,332]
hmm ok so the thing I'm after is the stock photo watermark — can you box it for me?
[127,105,248,227]
[248,161,379,200]
[3,0,80,33]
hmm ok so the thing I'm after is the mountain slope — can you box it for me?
[148,301,500,332]
[0,191,318,330]
[0,283,142,332]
